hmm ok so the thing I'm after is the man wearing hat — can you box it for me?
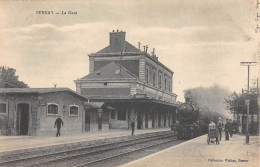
[224,119,230,140]
[54,115,64,137]
[217,117,223,141]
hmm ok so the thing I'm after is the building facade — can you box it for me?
[75,30,178,131]
[0,88,89,136]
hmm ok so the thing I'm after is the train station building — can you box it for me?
[75,30,178,131]
[0,88,89,136]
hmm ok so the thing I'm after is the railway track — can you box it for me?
[0,131,177,167]
[74,137,177,167]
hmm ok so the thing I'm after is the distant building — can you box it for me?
[0,88,90,136]
[75,30,178,131]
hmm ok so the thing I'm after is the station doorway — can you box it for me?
[17,103,29,135]
[137,111,143,129]
[85,109,90,131]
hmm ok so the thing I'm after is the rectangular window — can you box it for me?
[153,70,156,86]
[117,110,126,120]
[111,110,115,119]
[70,106,79,116]
[47,103,59,115]
[159,74,162,88]
[165,78,167,90]
[169,80,171,91]
[146,68,149,83]
[0,103,7,113]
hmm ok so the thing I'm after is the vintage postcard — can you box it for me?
[0,0,259,167]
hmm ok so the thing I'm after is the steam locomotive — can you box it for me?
[171,97,208,139]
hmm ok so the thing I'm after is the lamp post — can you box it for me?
[245,97,250,144]
[240,62,257,144]
[240,62,257,94]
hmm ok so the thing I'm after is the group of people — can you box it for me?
[215,118,238,141]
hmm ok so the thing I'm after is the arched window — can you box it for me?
[47,103,59,115]
[69,104,79,116]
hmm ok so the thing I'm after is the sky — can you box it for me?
[0,0,259,103]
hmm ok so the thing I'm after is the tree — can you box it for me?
[0,66,29,88]
[225,92,258,115]
[224,92,246,115]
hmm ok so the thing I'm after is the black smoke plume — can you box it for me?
[184,85,231,121]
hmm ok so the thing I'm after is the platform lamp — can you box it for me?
[244,96,250,144]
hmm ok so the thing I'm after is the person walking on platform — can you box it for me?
[54,116,63,137]
[131,121,135,136]
[217,117,223,141]
[224,119,230,140]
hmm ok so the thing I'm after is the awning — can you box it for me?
[84,102,104,109]
[106,106,115,110]
[85,102,114,110]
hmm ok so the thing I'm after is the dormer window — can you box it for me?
[115,69,120,75]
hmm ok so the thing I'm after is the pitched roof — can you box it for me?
[96,41,140,53]
[0,88,88,100]
[81,62,139,80]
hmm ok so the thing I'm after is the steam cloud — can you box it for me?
[184,85,231,119]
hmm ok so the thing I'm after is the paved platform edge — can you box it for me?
[0,130,171,157]
[121,134,206,167]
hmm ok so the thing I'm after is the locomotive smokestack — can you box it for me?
[185,97,191,103]
[184,90,192,102]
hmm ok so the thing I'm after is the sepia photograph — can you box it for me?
[0,0,259,167]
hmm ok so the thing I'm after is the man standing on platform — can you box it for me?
[217,117,223,141]
[225,119,230,140]
[54,115,64,137]
[131,121,135,136]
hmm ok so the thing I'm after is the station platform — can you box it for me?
[0,128,169,156]
[121,134,260,167]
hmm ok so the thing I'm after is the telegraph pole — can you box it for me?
[240,61,257,144]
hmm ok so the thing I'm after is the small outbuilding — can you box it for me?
[0,88,89,136]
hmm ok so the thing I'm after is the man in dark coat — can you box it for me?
[54,116,64,137]
[224,119,230,140]
[131,121,135,136]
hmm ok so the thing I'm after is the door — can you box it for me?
[18,103,29,135]
[85,109,90,131]
[145,111,148,128]
[98,109,102,130]
[158,112,161,128]
[137,111,143,129]
[164,112,167,127]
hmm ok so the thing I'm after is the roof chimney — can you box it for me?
[152,48,155,57]
[109,30,126,53]
[145,45,148,53]
[138,42,141,50]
